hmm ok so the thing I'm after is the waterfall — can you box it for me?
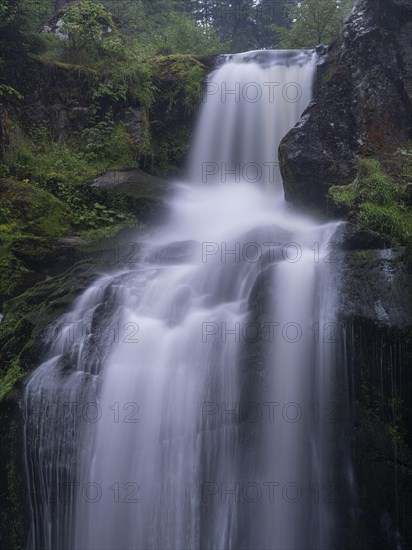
[23,50,344,550]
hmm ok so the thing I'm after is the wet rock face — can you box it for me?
[279,0,412,209]
[334,245,412,547]
[336,247,412,330]
[343,317,412,550]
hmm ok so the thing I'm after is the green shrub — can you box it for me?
[8,143,37,180]
[92,63,154,108]
[0,204,11,224]
[92,78,127,103]
[81,117,115,155]
[55,183,134,231]
[4,122,135,185]
[62,0,119,62]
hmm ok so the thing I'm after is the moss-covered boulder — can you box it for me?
[0,178,73,304]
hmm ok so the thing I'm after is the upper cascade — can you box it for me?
[223,49,315,67]
[188,48,317,190]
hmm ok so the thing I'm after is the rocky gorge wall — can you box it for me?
[280,0,412,208]
[336,244,412,548]
[0,52,210,172]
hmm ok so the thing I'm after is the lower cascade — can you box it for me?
[23,50,348,550]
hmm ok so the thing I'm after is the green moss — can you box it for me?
[0,179,72,301]
[151,54,206,108]
[0,180,72,235]
[153,53,203,64]
[0,252,31,303]
[0,359,23,401]
[143,55,207,175]
[183,64,205,114]
[328,184,356,213]
[355,158,397,205]
[357,203,412,246]
[32,53,99,75]
[0,177,141,304]
[0,262,102,377]
[328,158,412,245]
[79,218,139,241]
[154,55,206,114]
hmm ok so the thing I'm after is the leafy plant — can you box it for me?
[62,0,118,62]
[55,183,134,231]
[328,158,412,245]
[4,120,135,186]
[81,116,115,154]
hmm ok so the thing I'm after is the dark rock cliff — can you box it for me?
[335,239,412,547]
[279,0,412,208]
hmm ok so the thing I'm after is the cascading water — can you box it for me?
[23,50,345,550]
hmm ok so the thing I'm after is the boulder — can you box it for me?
[279,0,412,209]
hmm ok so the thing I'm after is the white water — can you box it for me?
[23,50,342,550]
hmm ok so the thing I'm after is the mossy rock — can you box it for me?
[0,261,100,373]
[0,175,152,305]
[0,178,73,304]
[0,178,72,237]
[142,55,208,176]
[0,257,121,548]
[10,235,54,264]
